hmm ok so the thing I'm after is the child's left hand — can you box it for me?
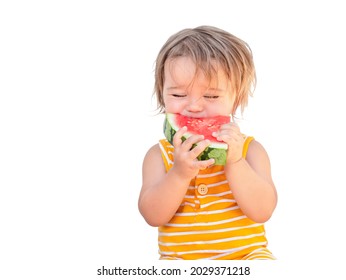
[212,122,245,164]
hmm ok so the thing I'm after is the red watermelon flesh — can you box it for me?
[175,114,230,141]
[163,113,230,165]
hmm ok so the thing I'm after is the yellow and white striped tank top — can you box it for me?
[158,137,275,260]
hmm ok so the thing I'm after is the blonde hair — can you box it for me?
[154,25,256,116]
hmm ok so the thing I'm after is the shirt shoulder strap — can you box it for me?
[159,139,174,172]
[242,136,255,158]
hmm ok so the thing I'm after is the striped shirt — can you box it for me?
[158,137,275,260]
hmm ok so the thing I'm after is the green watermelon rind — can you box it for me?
[163,113,228,165]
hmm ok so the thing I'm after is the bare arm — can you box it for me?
[225,140,277,223]
[138,144,191,226]
[213,122,277,223]
[138,127,214,227]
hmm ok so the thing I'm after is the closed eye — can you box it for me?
[172,94,187,98]
[204,95,219,99]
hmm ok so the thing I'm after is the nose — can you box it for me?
[186,96,203,113]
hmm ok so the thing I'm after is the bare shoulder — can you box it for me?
[246,139,270,162]
[144,143,161,161]
[140,143,167,205]
[246,139,274,182]
[142,143,166,182]
[143,143,163,168]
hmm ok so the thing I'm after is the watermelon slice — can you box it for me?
[163,113,230,165]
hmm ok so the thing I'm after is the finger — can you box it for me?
[213,123,241,140]
[219,122,239,132]
[212,123,232,138]
[196,158,215,170]
[217,132,244,144]
[189,139,211,158]
[172,126,187,147]
[181,134,205,150]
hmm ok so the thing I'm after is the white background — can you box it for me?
[1,0,345,279]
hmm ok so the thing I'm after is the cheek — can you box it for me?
[164,103,183,114]
[223,97,235,114]
[212,99,234,116]
[163,91,193,113]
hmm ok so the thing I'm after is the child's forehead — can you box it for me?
[164,57,230,89]
[165,57,227,82]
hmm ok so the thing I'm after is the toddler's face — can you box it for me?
[162,57,234,118]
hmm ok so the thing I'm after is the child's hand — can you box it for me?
[171,126,215,179]
[212,122,245,164]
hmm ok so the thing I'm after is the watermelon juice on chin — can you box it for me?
[163,113,230,165]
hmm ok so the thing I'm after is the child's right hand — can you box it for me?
[171,126,215,179]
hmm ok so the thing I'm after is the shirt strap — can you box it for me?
[242,136,255,158]
[159,139,174,172]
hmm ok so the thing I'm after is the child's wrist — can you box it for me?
[227,157,243,165]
